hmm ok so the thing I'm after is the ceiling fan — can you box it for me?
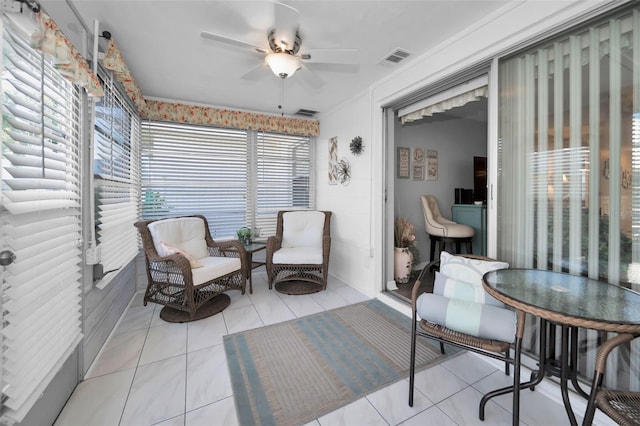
[200,2,358,88]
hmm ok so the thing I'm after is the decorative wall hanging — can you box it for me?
[336,157,351,185]
[397,147,410,179]
[427,150,438,181]
[350,136,363,155]
[413,165,424,181]
[413,147,425,164]
[328,136,338,185]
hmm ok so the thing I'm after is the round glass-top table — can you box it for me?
[482,268,640,425]
[483,268,640,333]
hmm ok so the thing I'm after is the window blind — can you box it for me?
[254,132,314,236]
[141,122,314,239]
[94,68,140,279]
[1,18,83,423]
[141,121,248,238]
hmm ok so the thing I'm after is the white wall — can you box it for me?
[316,90,378,297]
[318,0,622,295]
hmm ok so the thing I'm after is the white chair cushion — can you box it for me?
[416,293,517,343]
[191,256,241,286]
[148,217,209,260]
[441,222,475,238]
[272,247,323,265]
[281,211,325,248]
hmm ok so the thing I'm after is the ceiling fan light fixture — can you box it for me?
[265,52,301,78]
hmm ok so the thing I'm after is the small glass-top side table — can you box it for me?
[240,242,266,294]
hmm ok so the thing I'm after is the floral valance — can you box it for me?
[101,39,146,112]
[141,100,320,137]
[31,12,104,97]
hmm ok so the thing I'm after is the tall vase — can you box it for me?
[394,246,413,284]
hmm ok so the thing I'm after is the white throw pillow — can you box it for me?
[439,251,509,289]
[158,241,203,268]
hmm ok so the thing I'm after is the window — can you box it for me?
[93,67,140,283]
[141,121,314,237]
[254,132,312,236]
[498,4,639,390]
[1,17,82,423]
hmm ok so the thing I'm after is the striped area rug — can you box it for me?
[224,299,453,426]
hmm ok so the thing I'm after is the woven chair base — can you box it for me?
[159,293,231,323]
[275,281,323,295]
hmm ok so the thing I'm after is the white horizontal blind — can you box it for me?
[1,17,82,424]
[94,68,140,275]
[141,121,248,238]
[254,132,314,236]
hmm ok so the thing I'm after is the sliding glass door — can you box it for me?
[498,5,639,388]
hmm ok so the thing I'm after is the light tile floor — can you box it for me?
[56,272,602,426]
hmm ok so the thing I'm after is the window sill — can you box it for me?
[94,269,120,290]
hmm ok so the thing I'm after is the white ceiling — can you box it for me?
[40,1,509,118]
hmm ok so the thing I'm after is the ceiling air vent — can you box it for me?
[295,108,318,117]
[381,48,412,65]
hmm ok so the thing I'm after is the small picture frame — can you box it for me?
[413,165,424,181]
[427,158,438,181]
[413,147,425,164]
[397,147,410,179]
[427,149,438,159]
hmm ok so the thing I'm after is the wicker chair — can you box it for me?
[134,215,247,322]
[409,252,526,424]
[266,210,331,295]
[583,333,640,426]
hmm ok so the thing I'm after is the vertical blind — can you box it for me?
[94,68,140,280]
[1,17,83,423]
[141,121,314,238]
[498,6,639,389]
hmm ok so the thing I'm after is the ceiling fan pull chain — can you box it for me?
[278,77,284,116]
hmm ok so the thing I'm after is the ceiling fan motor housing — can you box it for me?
[268,28,302,54]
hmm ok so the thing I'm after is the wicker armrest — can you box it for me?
[210,239,245,257]
[594,333,637,374]
[584,333,640,426]
[266,236,282,253]
[148,252,192,271]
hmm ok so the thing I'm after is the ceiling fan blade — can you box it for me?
[273,2,299,51]
[201,31,267,55]
[241,63,270,81]
[297,64,324,89]
[300,49,359,65]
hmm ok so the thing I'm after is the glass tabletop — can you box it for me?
[483,268,640,328]
[241,242,266,253]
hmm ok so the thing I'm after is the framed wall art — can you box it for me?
[397,147,410,179]
[328,136,338,185]
[413,147,425,164]
[427,158,438,180]
[413,165,424,181]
